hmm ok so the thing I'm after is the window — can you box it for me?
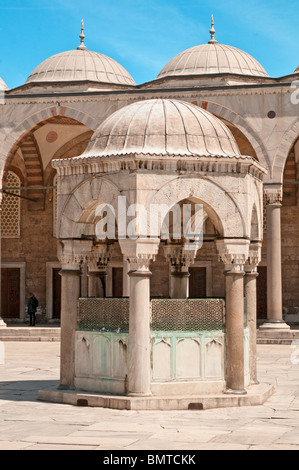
[1,171,21,238]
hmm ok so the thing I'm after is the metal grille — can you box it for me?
[78,298,225,333]
[1,171,21,238]
[151,299,225,331]
[78,298,130,332]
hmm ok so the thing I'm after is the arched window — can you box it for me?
[1,171,21,238]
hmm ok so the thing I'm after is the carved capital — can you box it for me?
[245,241,262,271]
[264,185,282,205]
[57,239,93,270]
[163,241,200,269]
[87,243,113,272]
[216,239,250,272]
[119,238,160,272]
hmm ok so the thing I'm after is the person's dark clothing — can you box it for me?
[27,296,38,326]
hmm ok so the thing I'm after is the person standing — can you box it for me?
[27,293,38,326]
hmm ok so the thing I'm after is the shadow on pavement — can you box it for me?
[0,380,59,402]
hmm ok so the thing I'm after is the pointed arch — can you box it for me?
[272,120,299,182]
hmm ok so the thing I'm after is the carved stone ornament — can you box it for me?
[119,238,160,272]
[215,239,250,272]
[163,242,199,269]
[87,243,113,272]
[264,185,283,205]
[57,239,93,269]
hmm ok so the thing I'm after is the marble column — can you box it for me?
[87,243,111,298]
[80,262,88,298]
[260,186,289,330]
[217,239,249,394]
[57,239,92,389]
[58,248,81,389]
[169,269,190,299]
[88,271,104,297]
[225,267,246,393]
[164,241,199,299]
[245,242,261,384]
[244,267,259,384]
[119,238,159,396]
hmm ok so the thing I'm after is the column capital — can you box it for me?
[163,240,200,269]
[119,238,160,272]
[57,239,92,270]
[264,184,283,205]
[216,238,250,273]
[87,242,112,272]
[245,241,262,273]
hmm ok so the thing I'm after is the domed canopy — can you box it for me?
[25,21,136,86]
[156,16,268,80]
[82,98,242,158]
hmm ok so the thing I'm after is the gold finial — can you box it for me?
[77,19,87,50]
[208,14,218,44]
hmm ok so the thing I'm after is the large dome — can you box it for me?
[81,98,242,158]
[157,17,268,80]
[25,22,136,86]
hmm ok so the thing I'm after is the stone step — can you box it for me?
[257,328,299,344]
[0,327,61,342]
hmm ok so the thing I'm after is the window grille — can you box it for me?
[1,171,21,238]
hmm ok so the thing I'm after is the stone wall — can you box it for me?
[1,185,57,319]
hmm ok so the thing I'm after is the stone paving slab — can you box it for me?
[0,342,299,450]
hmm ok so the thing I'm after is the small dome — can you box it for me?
[26,49,136,86]
[25,21,136,86]
[157,17,268,80]
[82,98,241,158]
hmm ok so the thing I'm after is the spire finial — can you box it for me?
[77,19,87,50]
[208,14,218,44]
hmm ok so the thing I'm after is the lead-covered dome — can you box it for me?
[82,98,242,158]
[25,21,136,86]
[157,17,268,80]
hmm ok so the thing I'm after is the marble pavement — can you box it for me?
[0,341,298,450]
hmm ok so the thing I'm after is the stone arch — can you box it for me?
[57,177,124,239]
[191,99,270,172]
[1,104,100,184]
[146,176,247,238]
[273,121,299,182]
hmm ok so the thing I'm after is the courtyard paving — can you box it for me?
[0,340,298,450]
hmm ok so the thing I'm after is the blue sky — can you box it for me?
[0,0,298,88]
